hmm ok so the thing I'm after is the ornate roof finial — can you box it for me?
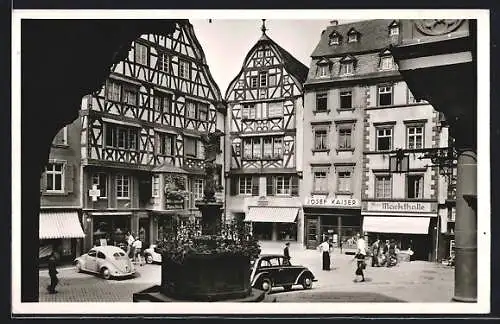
[261,19,267,35]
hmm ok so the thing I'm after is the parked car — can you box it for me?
[143,244,162,264]
[250,254,317,294]
[74,246,136,280]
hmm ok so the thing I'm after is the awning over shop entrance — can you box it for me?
[40,211,85,239]
[363,216,430,235]
[245,207,298,223]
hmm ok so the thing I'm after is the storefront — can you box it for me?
[303,196,361,250]
[39,210,85,264]
[244,206,299,241]
[361,200,438,261]
[83,211,132,251]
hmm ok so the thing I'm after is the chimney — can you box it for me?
[330,20,338,26]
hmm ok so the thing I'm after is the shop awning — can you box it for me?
[245,207,298,223]
[40,211,85,239]
[363,216,430,235]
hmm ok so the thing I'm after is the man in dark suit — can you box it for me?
[283,242,291,265]
[46,250,59,294]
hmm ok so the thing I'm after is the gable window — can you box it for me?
[135,43,148,65]
[337,171,352,193]
[116,175,130,199]
[268,102,283,118]
[269,74,277,86]
[338,127,352,149]
[123,87,137,106]
[376,127,393,151]
[106,80,121,101]
[92,173,107,198]
[381,56,393,70]
[375,175,392,198]
[407,175,424,199]
[186,101,197,119]
[407,125,424,149]
[239,176,253,195]
[259,72,268,87]
[158,133,175,156]
[105,124,138,150]
[53,126,68,146]
[378,85,393,106]
[316,92,328,112]
[159,53,169,72]
[184,137,197,157]
[179,60,190,79]
[250,76,258,88]
[193,178,204,201]
[340,90,352,109]
[314,129,328,150]
[390,26,399,36]
[329,35,340,46]
[318,65,329,78]
[312,169,328,193]
[340,62,354,76]
[252,138,262,159]
[152,175,160,198]
[153,93,171,113]
[275,176,292,195]
[348,33,358,43]
[46,162,64,192]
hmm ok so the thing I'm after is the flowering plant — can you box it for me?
[155,218,260,265]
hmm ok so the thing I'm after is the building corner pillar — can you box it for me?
[453,148,477,302]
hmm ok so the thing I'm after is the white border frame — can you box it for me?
[12,9,490,315]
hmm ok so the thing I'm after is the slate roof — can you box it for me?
[311,19,398,58]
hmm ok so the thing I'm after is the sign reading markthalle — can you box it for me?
[304,196,360,208]
[365,201,434,213]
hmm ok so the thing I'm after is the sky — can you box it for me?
[190,19,361,97]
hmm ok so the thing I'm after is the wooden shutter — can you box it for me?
[65,163,74,193]
[266,176,274,196]
[291,176,299,196]
[230,177,237,196]
[251,177,259,196]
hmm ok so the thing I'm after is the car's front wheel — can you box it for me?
[75,261,82,273]
[301,275,313,290]
[145,254,153,264]
[260,278,273,294]
[101,267,111,280]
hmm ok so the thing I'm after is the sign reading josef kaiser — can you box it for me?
[366,201,433,213]
[305,196,360,208]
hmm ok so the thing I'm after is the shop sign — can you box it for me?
[257,196,269,206]
[304,196,360,208]
[366,201,433,213]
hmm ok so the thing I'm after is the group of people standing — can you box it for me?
[370,238,401,267]
[125,232,144,266]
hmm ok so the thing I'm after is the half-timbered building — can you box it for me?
[80,20,225,251]
[225,22,308,243]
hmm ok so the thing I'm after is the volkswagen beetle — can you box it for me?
[74,246,136,279]
[143,244,162,264]
[250,254,317,294]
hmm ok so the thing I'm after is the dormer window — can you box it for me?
[339,55,356,76]
[347,28,359,43]
[318,65,329,77]
[381,56,393,70]
[316,58,331,78]
[388,20,400,36]
[329,31,342,46]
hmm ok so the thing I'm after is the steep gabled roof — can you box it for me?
[311,19,396,58]
[225,33,309,99]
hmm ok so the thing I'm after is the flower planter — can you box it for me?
[160,252,251,301]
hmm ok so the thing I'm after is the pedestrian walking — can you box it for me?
[283,242,291,265]
[318,238,332,271]
[132,237,143,266]
[371,237,381,267]
[353,233,367,282]
[46,250,59,294]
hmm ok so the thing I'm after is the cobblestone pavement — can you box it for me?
[39,241,454,303]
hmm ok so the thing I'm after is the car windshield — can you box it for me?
[113,252,127,260]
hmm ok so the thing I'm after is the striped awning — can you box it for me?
[363,216,431,235]
[39,211,85,239]
[245,207,298,223]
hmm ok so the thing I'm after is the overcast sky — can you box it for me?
[190,19,361,97]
